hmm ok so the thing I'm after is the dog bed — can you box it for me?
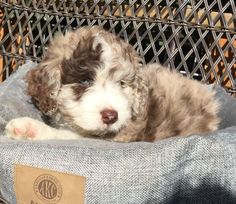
[0,61,236,203]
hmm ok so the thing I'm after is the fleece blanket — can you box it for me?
[0,61,236,204]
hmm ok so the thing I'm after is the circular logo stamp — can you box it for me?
[34,174,62,203]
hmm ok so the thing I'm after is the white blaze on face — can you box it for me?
[58,78,131,132]
[75,79,131,131]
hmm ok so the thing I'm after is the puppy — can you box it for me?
[5,26,220,142]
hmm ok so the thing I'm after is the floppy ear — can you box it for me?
[25,28,101,116]
[25,30,77,116]
[132,74,150,119]
[25,62,61,116]
[111,73,150,142]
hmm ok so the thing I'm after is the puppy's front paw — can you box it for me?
[5,117,48,140]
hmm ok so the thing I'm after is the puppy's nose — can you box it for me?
[100,109,118,125]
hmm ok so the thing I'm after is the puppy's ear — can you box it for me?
[132,74,150,119]
[25,63,61,116]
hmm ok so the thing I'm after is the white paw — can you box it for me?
[5,117,51,140]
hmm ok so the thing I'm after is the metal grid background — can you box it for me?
[0,0,236,92]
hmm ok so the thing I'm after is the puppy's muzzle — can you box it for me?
[100,109,118,125]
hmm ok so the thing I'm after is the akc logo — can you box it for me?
[34,174,62,203]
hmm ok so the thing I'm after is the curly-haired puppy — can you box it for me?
[5,26,220,142]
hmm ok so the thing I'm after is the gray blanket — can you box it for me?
[0,62,236,203]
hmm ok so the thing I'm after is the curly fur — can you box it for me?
[113,64,220,142]
[9,26,220,142]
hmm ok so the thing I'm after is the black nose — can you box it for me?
[100,109,118,125]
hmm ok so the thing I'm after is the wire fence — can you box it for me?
[0,0,236,92]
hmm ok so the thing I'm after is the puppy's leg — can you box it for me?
[111,117,150,142]
[112,128,137,142]
[112,135,135,143]
[5,117,80,140]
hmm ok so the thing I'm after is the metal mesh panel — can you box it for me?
[0,197,8,204]
[1,0,236,92]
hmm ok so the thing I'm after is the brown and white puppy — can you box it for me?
[5,26,220,142]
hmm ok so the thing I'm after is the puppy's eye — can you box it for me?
[50,92,56,97]
[120,80,126,88]
[79,78,93,87]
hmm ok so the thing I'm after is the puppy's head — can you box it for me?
[26,26,147,137]
[58,29,144,136]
